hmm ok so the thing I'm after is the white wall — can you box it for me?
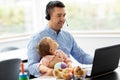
[0,35,120,54]
[74,35,120,56]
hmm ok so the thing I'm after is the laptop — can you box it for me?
[85,44,120,78]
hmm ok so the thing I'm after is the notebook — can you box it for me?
[85,44,120,78]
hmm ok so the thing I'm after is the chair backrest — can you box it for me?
[0,58,21,80]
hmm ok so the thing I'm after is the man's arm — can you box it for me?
[70,35,93,64]
[27,34,42,77]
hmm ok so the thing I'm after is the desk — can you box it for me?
[0,48,27,62]
[88,67,120,80]
[30,67,120,80]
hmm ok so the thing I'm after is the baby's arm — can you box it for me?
[59,50,72,67]
[49,55,65,68]
[56,50,72,67]
[38,57,53,76]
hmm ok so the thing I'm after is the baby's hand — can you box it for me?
[49,55,64,68]
[67,62,72,68]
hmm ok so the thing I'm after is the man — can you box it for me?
[27,0,93,77]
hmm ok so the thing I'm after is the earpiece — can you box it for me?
[45,1,65,20]
[45,1,54,20]
[45,10,50,20]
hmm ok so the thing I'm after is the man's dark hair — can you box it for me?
[45,0,65,20]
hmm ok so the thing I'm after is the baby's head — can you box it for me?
[37,37,59,57]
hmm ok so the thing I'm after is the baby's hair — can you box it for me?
[36,37,52,57]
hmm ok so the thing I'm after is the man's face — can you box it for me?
[50,7,66,31]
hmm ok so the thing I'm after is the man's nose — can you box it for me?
[60,17,65,22]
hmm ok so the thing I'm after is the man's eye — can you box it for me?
[58,15,61,17]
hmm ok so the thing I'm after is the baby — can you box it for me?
[36,37,72,76]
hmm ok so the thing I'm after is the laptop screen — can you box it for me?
[91,44,120,77]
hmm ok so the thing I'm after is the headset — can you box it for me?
[45,2,51,20]
[45,1,57,20]
[45,1,65,20]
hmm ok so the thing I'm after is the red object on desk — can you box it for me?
[20,62,24,74]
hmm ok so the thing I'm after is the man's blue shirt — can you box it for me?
[27,25,93,77]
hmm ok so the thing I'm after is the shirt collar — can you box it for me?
[45,25,61,35]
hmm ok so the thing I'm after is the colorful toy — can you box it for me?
[19,62,29,80]
[54,62,67,69]
[53,66,87,80]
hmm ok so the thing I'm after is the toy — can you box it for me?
[53,67,73,79]
[53,66,87,80]
[54,62,67,69]
[74,66,87,80]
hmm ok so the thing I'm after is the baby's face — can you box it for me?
[47,37,59,54]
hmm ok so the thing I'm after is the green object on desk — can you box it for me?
[19,72,29,80]
[19,77,29,80]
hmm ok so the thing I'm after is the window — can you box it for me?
[0,0,120,39]
[62,0,120,32]
[0,0,34,38]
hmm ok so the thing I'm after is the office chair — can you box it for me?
[0,47,35,79]
[0,58,21,80]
